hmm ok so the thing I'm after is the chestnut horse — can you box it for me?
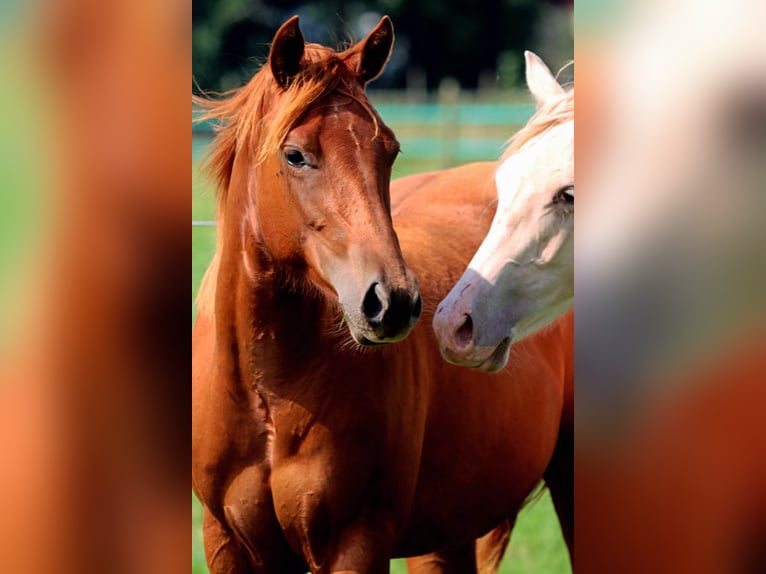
[192,16,571,574]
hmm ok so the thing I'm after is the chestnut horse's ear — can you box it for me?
[525,50,564,108]
[270,16,305,89]
[346,16,395,85]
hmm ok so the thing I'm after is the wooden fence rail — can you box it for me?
[194,89,533,163]
[193,89,534,226]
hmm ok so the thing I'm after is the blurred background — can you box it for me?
[192,1,572,573]
[192,0,573,92]
[192,0,573,173]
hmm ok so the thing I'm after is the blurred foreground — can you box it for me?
[576,1,766,571]
[0,0,188,572]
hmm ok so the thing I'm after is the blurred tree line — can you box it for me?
[193,0,572,93]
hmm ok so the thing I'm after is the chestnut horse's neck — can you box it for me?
[211,170,344,399]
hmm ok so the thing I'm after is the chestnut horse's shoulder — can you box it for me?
[391,161,496,217]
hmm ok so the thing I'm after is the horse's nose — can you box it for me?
[362,282,422,340]
[433,303,477,360]
[454,313,475,351]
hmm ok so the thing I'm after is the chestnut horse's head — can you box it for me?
[198,16,421,346]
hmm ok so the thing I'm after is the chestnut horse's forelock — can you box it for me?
[193,43,383,318]
[500,88,574,160]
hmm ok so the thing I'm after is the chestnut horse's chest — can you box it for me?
[219,354,423,570]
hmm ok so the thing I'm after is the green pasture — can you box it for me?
[192,142,570,573]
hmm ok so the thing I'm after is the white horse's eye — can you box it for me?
[553,185,574,204]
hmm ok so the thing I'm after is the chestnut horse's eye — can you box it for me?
[284,149,307,167]
[553,185,574,205]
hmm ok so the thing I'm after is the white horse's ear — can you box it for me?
[525,50,564,108]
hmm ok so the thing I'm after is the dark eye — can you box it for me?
[284,149,307,167]
[553,185,574,204]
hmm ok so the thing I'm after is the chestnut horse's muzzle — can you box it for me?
[359,281,422,344]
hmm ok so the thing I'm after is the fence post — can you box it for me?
[406,66,427,102]
[437,77,460,168]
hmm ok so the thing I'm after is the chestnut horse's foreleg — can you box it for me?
[202,509,254,574]
[203,505,305,574]
[406,541,477,574]
[323,522,396,574]
[475,519,514,574]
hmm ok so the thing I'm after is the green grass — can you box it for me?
[0,44,53,349]
[192,154,570,573]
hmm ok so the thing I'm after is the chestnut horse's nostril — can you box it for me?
[455,314,474,349]
[412,294,422,320]
[363,282,420,340]
[363,282,384,321]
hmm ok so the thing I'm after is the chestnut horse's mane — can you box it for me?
[193,43,380,318]
[500,87,574,161]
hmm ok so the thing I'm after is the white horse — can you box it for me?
[433,52,574,372]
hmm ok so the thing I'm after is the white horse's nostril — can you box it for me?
[455,314,474,350]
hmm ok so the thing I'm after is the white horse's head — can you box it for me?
[434,52,574,372]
